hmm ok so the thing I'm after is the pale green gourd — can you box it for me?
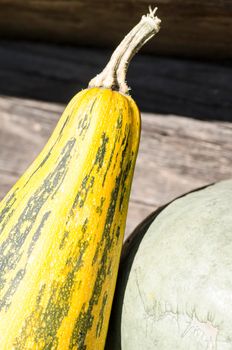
[107,180,232,350]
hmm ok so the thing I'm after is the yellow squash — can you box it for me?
[0,8,160,350]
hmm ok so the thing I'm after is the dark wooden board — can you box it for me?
[0,41,231,121]
[0,1,232,59]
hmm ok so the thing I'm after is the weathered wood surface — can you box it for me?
[0,41,231,237]
[0,41,231,121]
[0,1,232,59]
[1,97,232,237]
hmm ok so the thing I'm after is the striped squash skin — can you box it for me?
[0,87,140,349]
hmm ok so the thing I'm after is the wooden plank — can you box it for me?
[0,41,231,236]
[0,41,231,121]
[1,96,232,237]
[0,1,231,59]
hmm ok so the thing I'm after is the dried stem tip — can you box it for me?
[88,7,161,94]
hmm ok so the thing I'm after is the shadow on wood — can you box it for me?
[0,41,231,121]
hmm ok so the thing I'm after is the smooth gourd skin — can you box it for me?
[107,180,232,350]
[0,87,140,349]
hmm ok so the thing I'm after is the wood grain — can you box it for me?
[1,96,232,237]
[0,1,232,59]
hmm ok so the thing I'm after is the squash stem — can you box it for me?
[88,7,161,94]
